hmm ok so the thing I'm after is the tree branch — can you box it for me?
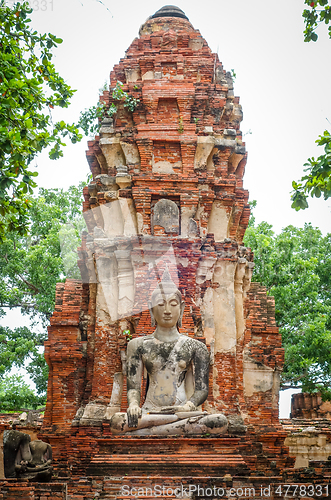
[280,384,302,390]
[0,304,37,309]
[3,254,40,294]
[16,273,40,294]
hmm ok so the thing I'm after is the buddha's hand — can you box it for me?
[127,403,142,428]
[160,401,197,414]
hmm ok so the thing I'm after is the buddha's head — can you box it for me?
[149,267,185,329]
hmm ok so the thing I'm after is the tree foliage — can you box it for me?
[303,0,331,42]
[0,183,85,410]
[0,374,42,411]
[292,130,331,210]
[291,1,331,209]
[78,81,139,137]
[0,183,84,320]
[0,0,82,237]
[244,218,331,399]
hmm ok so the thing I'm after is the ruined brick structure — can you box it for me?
[291,392,331,420]
[3,5,331,499]
[43,4,284,433]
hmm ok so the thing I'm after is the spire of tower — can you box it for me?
[151,5,189,20]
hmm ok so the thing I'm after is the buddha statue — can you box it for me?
[3,427,53,481]
[110,268,228,436]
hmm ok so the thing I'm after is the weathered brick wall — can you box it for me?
[291,392,331,419]
[2,474,331,499]
[243,283,284,425]
[0,479,66,499]
[283,418,331,468]
[43,280,89,432]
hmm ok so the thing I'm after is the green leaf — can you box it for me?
[292,129,331,209]
[0,1,83,237]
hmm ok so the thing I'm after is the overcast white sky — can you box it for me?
[3,0,331,416]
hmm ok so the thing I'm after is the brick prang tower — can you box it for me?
[40,5,296,495]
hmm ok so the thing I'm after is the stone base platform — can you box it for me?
[89,453,248,476]
[41,425,296,478]
[96,435,243,455]
[87,436,249,476]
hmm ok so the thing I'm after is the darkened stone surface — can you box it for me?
[151,5,189,20]
[3,429,53,481]
[3,429,31,478]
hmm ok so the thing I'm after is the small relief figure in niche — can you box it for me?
[152,199,179,235]
[110,267,228,436]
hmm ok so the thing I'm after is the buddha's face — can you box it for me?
[151,292,182,329]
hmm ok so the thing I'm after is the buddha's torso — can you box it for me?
[137,335,194,410]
